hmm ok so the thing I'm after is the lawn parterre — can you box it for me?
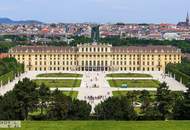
[106,73,152,78]
[37,73,82,77]
[63,91,78,100]
[108,80,160,88]
[34,79,81,88]
[112,91,157,97]
[2,121,190,130]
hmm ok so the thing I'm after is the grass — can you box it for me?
[112,91,157,97]
[63,91,78,100]
[112,91,129,97]
[2,121,190,130]
[108,80,160,88]
[34,79,81,88]
[112,91,157,103]
[106,73,152,78]
[36,73,82,77]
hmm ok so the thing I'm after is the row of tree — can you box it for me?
[166,58,190,85]
[70,36,190,53]
[0,78,91,120]
[0,78,190,120]
[95,82,190,120]
[0,58,24,76]
[1,36,190,53]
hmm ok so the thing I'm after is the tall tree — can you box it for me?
[38,83,51,115]
[156,82,174,120]
[47,89,72,120]
[68,100,91,120]
[0,91,21,120]
[13,78,39,120]
[173,83,190,119]
[139,90,151,112]
[95,96,136,120]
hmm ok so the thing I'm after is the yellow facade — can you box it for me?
[9,43,182,72]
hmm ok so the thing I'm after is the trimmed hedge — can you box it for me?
[0,71,14,85]
[166,64,190,85]
[0,58,24,86]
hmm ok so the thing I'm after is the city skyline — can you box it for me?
[0,0,189,24]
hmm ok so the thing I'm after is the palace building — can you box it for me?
[9,43,182,72]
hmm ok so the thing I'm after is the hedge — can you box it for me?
[166,64,190,85]
[0,71,14,85]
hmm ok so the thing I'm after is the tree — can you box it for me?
[173,83,190,119]
[0,91,21,120]
[143,105,162,120]
[38,83,51,115]
[47,89,72,120]
[139,90,151,112]
[13,78,39,120]
[95,96,137,120]
[68,100,91,120]
[156,82,174,120]
[126,91,139,104]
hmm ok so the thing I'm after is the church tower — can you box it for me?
[186,11,189,26]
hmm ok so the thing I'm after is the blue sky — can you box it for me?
[0,0,189,23]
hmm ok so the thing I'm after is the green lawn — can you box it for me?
[112,91,157,97]
[108,80,160,88]
[112,91,129,97]
[106,73,152,78]
[34,79,81,88]
[2,121,190,130]
[36,73,82,77]
[112,91,157,103]
[63,91,78,100]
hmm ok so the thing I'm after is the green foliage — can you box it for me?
[13,78,39,120]
[139,90,151,113]
[0,57,24,85]
[47,89,72,120]
[173,83,190,120]
[95,96,137,120]
[166,59,190,85]
[70,36,92,46]
[0,41,15,53]
[68,100,91,120]
[0,78,39,120]
[39,83,51,115]
[156,82,174,120]
[0,91,21,120]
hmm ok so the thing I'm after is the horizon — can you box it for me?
[0,0,189,24]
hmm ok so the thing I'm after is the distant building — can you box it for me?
[177,12,190,27]
[163,33,180,40]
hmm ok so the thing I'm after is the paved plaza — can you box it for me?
[78,72,112,112]
[0,71,187,112]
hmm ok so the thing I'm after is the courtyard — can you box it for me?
[0,70,187,112]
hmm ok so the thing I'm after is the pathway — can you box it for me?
[77,72,112,113]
